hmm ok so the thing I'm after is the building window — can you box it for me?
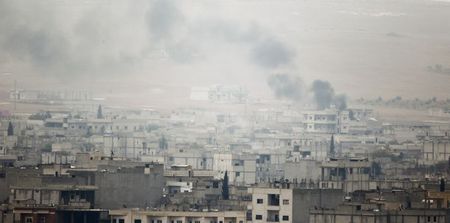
[25,217,33,223]
[113,219,117,223]
[157,220,162,223]
[282,216,289,221]
[40,216,46,223]
[283,199,289,205]
[268,194,280,206]
[255,215,263,220]
[236,172,240,177]
[119,220,125,223]
[177,221,182,223]
[135,220,142,223]
[257,198,263,204]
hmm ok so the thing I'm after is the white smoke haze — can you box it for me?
[0,0,449,104]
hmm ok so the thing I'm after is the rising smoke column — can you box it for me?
[267,74,304,102]
[250,38,294,69]
[311,80,347,110]
[311,80,334,110]
[333,94,347,111]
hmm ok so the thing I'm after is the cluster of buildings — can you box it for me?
[9,90,93,103]
[0,100,450,223]
[190,85,248,103]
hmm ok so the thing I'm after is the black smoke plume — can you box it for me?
[311,80,347,110]
[267,74,304,102]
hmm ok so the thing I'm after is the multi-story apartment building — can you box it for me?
[419,130,450,164]
[213,153,256,186]
[248,185,343,223]
[110,209,247,223]
[319,157,372,193]
[302,110,351,134]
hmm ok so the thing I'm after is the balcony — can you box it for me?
[267,210,280,222]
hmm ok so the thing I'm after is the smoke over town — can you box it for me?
[311,80,347,110]
[1,1,450,223]
[267,74,304,102]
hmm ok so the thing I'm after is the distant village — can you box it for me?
[1,86,450,223]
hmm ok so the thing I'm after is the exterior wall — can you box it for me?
[423,140,450,163]
[95,167,165,209]
[303,111,338,134]
[290,138,329,162]
[292,189,344,223]
[9,187,95,208]
[214,153,256,186]
[249,187,293,223]
[41,152,76,165]
[256,153,285,183]
[309,209,449,223]
[319,180,371,193]
[10,188,60,206]
[103,135,146,159]
[110,210,247,223]
[166,152,213,170]
[0,172,7,202]
[338,111,350,134]
[319,159,371,193]
[248,187,343,223]
[284,161,321,183]
[17,211,57,223]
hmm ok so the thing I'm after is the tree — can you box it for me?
[329,134,335,157]
[222,171,230,200]
[7,121,13,136]
[97,105,103,119]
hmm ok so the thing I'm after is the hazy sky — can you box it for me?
[1,0,449,104]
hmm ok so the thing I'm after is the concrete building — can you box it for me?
[166,148,214,170]
[284,160,321,183]
[256,152,286,183]
[302,110,338,134]
[110,209,247,223]
[309,207,449,223]
[289,136,330,162]
[420,130,450,164]
[319,157,372,193]
[6,168,108,223]
[213,153,256,186]
[93,164,165,209]
[248,185,343,223]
